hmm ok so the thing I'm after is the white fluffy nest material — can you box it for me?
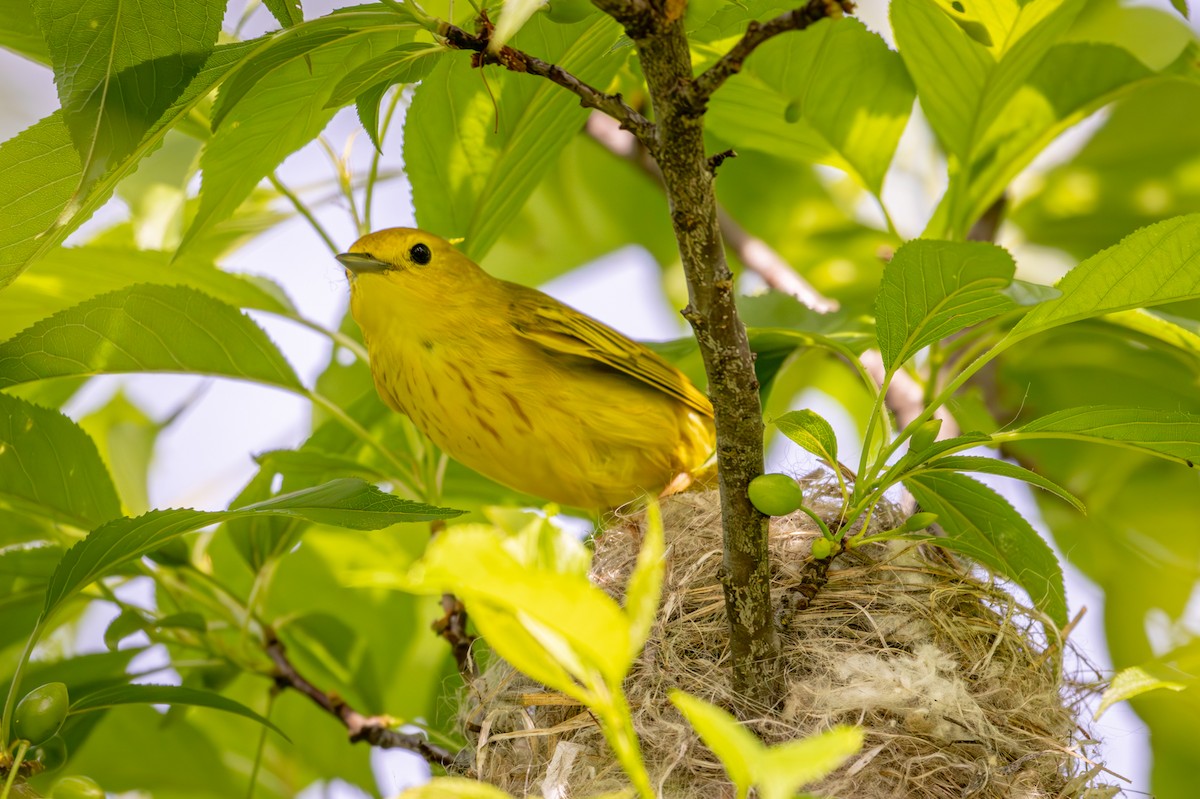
[459,483,1114,799]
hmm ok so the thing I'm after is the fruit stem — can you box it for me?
[0,740,29,799]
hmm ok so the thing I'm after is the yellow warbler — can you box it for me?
[339,228,716,509]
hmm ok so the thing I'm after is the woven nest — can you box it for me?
[459,480,1114,799]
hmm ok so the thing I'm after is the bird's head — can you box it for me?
[337,228,484,298]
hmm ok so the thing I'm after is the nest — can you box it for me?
[459,481,1113,798]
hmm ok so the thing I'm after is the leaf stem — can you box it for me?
[305,391,424,495]
[268,173,340,255]
[0,622,44,753]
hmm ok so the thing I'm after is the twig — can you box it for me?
[265,631,460,767]
[433,593,478,679]
[687,0,854,113]
[585,113,839,314]
[438,19,655,147]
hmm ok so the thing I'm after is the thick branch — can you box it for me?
[586,113,840,314]
[438,21,655,147]
[265,632,459,768]
[688,0,853,111]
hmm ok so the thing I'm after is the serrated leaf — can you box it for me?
[32,0,225,188]
[326,43,441,109]
[42,478,461,618]
[706,18,914,194]
[69,683,287,738]
[0,284,302,392]
[354,80,392,152]
[1010,407,1200,467]
[186,26,412,248]
[875,240,1016,370]
[0,393,122,530]
[774,409,839,466]
[211,9,405,130]
[0,247,296,343]
[905,471,1067,627]
[0,39,261,287]
[669,691,759,795]
[1007,214,1200,343]
[915,455,1085,512]
[406,13,624,259]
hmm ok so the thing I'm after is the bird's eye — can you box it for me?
[409,243,432,266]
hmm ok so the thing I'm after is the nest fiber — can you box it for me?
[461,484,1110,798]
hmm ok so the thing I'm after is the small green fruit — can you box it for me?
[903,512,939,532]
[13,682,69,745]
[909,418,943,454]
[748,473,805,516]
[544,0,596,24]
[811,538,832,559]
[50,776,104,799]
[30,735,68,773]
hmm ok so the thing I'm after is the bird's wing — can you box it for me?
[509,287,713,418]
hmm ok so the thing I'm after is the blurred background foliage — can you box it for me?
[0,0,1198,796]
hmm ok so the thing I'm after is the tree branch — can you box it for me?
[585,113,840,314]
[688,0,854,112]
[438,19,656,147]
[265,631,460,768]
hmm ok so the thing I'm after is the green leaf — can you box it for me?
[0,39,262,288]
[0,246,296,343]
[0,1,49,64]
[69,683,287,738]
[184,26,413,249]
[706,18,914,194]
[624,500,665,659]
[354,80,392,153]
[326,43,442,109]
[0,393,121,530]
[404,524,634,685]
[892,0,1083,163]
[493,0,546,49]
[406,13,625,259]
[669,691,759,795]
[774,409,839,466]
[0,284,302,392]
[916,455,1085,512]
[904,471,1067,627]
[1096,641,1200,718]
[1007,214,1200,343]
[210,9,408,130]
[1010,407,1200,468]
[875,240,1015,370]
[103,608,146,651]
[41,478,461,618]
[756,726,863,799]
[263,0,304,28]
[32,0,224,189]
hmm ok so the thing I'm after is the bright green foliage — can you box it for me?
[905,471,1067,627]
[1097,640,1200,718]
[670,691,863,799]
[406,13,625,259]
[875,240,1015,370]
[774,409,839,467]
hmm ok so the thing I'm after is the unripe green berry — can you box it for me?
[13,682,69,746]
[30,735,69,773]
[748,473,805,516]
[903,512,939,531]
[811,538,833,559]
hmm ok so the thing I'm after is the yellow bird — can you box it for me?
[339,228,716,510]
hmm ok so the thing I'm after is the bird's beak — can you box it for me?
[336,252,390,275]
